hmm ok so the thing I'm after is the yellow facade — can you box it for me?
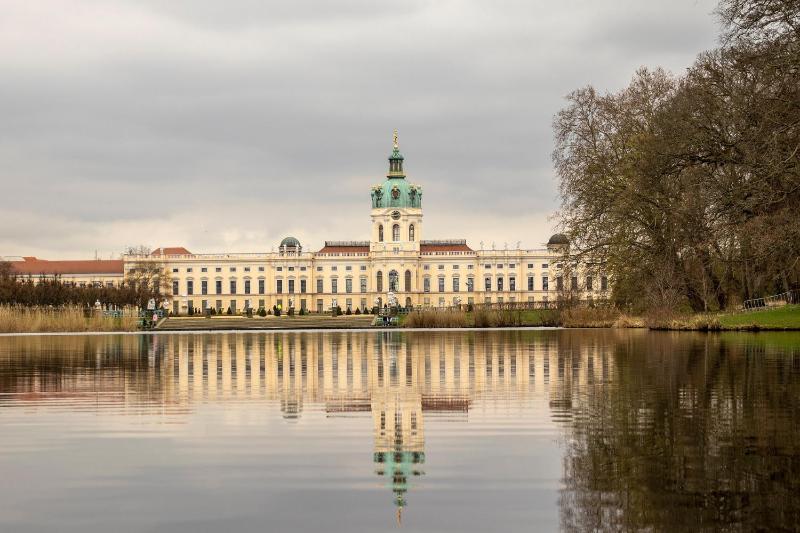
[124,134,608,315]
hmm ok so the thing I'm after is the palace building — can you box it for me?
[6,132,608,313]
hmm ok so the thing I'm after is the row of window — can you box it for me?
[377,223,415,242]
[168,262,588,275]
[172,266,269,274]
[172,274,610,296]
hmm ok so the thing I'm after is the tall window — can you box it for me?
[586,276,593,291]
[438,277,445,292]
[389,270,399,292]
[409,224,415,241]
[172,280,179,295]
[331,278,338,294]
[215,280,222,294]
[556,276,563,291]
[230,280,237,294]
[276,279,283,294]
[300,279,307,293]
[485,277,491,291]
[404,270,412,292]
[360,277,367,293]
[201,280,208,295]
[509,277,516,291]
[467,277,474,292]
[452,277,459,292]
[423,278,430,293]
[244,280,251,294]
[543,276,549,291]
[316,278,323,293]
[378,225,384,242]
[571,276,578,290]
[258,279,265,294]
[376,271,383,293]
[345,278,353,293]
[497,277,504,291]
[601,276,608,291]
[288,279,295,293]
[392,224,400,242]
[528,276,534,291]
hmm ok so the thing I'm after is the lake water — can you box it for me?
[0,330,798,532]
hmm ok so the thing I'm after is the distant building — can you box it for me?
[5,132,609,312]
[6,256,124,288]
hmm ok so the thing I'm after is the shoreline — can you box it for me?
[3,324,800,337]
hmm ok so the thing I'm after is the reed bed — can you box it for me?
[0,305,138,333]
[559,306,625,328]
[472,308,527,327]
[403,309,468,328]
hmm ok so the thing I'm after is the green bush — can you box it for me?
[258,307,267,317]
[226,307,232,315]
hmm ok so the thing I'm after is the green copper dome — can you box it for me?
[371,130,422,209]
[371,178,422,209]
[279,236,301,248]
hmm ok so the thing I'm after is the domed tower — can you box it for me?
[370,131,423,253]
[279,236,301,256]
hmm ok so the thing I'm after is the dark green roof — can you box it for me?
[280,236,301,248]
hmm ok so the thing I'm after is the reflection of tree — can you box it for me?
[559,333,800,532]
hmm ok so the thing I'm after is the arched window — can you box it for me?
[376,271,383,293]
[392,224,400,242]
[404,270,412,292]
[409,224,415,241]
[389,270,399,292]
[378,225,384,242]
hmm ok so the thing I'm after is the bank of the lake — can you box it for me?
[2,304,799,333]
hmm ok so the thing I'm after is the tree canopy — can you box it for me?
[553,0,800,312]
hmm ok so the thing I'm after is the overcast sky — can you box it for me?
[0,0,721,259]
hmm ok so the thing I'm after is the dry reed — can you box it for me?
[559,307,622,328]
[0,305,138,333]
[403,309,468,328]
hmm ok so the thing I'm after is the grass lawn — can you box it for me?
[718,305,800,329]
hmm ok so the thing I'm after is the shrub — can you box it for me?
[226,307,232,315]
[354,308,361,315]
[346,307,352,315]
[258,307,267,317]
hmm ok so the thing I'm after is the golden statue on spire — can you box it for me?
[393,129,399,149]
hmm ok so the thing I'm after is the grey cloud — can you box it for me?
[0,0,720,258]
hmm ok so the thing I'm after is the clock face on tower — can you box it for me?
[391,210,401,220]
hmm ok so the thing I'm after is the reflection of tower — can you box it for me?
[371,335,425,522]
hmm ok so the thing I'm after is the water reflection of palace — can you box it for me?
[0,330,618,519]
[151,330,615,517]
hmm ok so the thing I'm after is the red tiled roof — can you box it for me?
[9,257,124,276]
[420,243,473,252]
[317,246,370,254]
[150,247,191,256]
